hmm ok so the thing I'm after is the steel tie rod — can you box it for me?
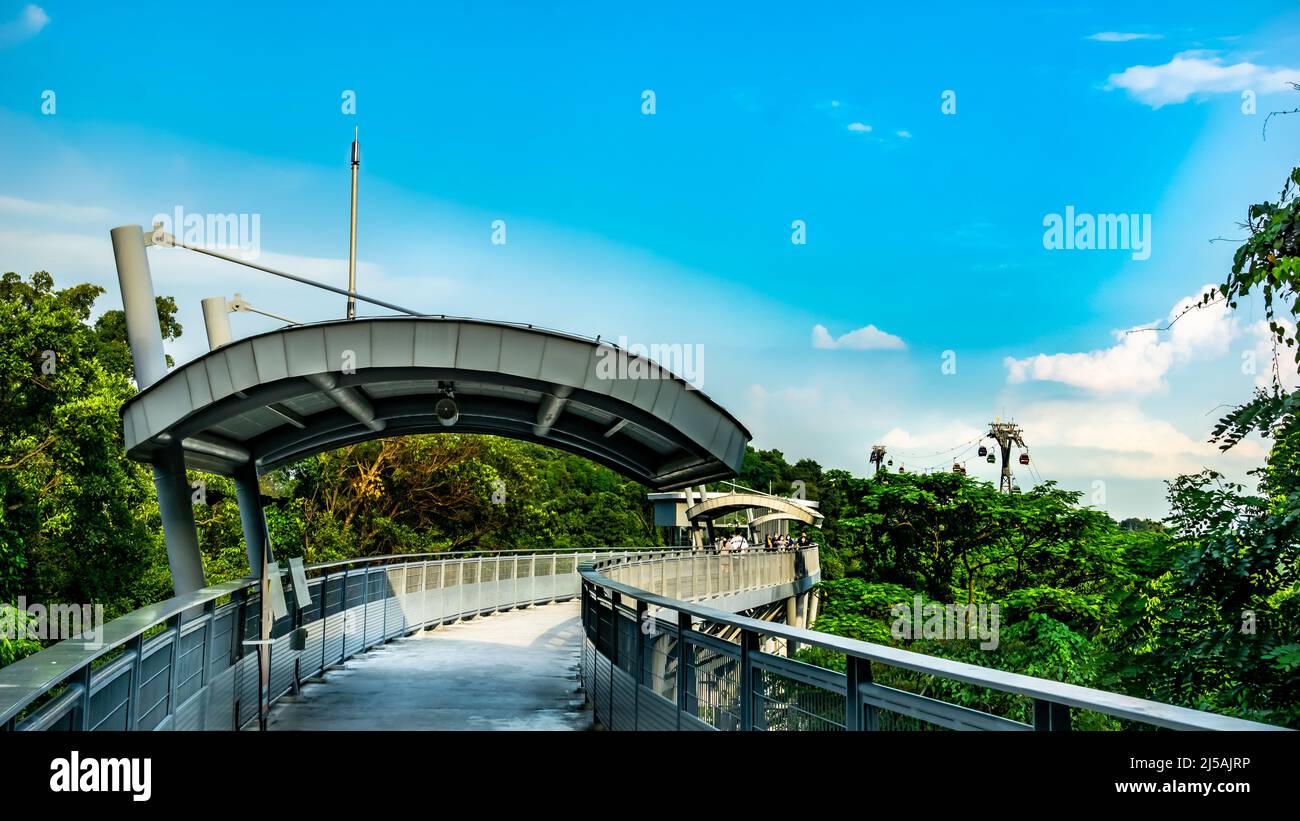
[152,228,425,318]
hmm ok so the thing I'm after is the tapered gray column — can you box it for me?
[110,226,169,389]
[233,463,270,576]
[151,442,206,595]
[112,225,206,596]
[201,296,232,350]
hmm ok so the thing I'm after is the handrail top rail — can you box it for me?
[578,555,1289,732]
[0,547,669,725]
[305,546,692,573]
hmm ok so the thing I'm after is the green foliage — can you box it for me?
[0,272,165,626]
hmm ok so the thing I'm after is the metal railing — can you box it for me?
[0,547,686,731]
[578,551,1289,732]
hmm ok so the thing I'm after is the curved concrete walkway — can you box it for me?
[267,601,591,730]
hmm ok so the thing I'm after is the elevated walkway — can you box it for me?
[1,545,1286,732]
[267,601,588,731]
[0,548,812,731]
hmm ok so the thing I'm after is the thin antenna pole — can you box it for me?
[347,128,360,320]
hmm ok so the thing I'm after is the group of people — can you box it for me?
[711,532,812,553]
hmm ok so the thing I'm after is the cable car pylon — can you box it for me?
[985,420,1028,493]
[869,444,887,475]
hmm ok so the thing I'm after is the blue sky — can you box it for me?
[3,1,1300,518]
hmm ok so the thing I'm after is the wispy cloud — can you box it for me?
[1106,50,1300,107]
[812,323,906,351]
[0,194,111,223]
[0,4,49,48]
[846,122,873,133]
[1087,31,1163,43]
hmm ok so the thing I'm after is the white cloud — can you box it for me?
[1016,400,1264,479]
[0,194,111,223]
[0,4,49,48]
[812,323,906,351]
[879,421,984,452]
[1087,32,1163,43]
[1004,286,1236,393]
[847,122,872,133]
[896,130,912,138]
[1106,50,1300,108]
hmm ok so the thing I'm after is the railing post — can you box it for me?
[201,599,216,693]
[289,589,302,693]
[635,599,647,729]
[75,661,93,731]
[608,592,619,725]
[437,561,447,623]
[126,633,144,730]
[1034,699,1071,731]
[740,628,758,731]
[165,613,182,728]
[360,566,369,647]
[478,555,485,615]
[231,587,247,727]
[382,565,392,640]
[322,575,331,670]
[845,656,873,731]
[676,610,690,729]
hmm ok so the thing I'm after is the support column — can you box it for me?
[201,296,232,350]
[785,595,802,657]
[152,442,206,596]
[110,225,168,388]
[112,225,207,597]
[233,462,271,576]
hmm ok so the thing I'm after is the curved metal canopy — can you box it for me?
[121,317,750,490]
[684,492,824,526]
[748,511,822,529]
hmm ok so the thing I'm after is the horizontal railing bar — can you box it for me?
[859,682,1033,732]
[1,547,647,725]
[90,698,130,731]
[580,553,1288,732]
[89,651,138,695]
[15,684,82,731]
[685,628,742,660]
[751,650,848,695]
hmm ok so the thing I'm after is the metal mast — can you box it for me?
[346,128,360,320]
[986,421,1025,493]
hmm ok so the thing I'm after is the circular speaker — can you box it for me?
[435,397,459,426]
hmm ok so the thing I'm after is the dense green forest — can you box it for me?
[2,166,1299,727]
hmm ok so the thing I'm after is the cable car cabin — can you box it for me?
[986,453,996,463]
[978,445,988,457]
[1019,453,1030,465]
